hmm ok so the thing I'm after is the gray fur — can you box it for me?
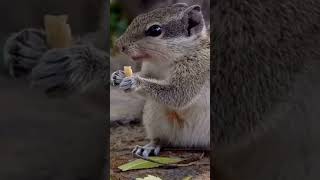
[3,28,48,78]
[31,45,109,94]
[3,27,110,95]
[171,3,188,8]
[162,20,187,38]
[116,3,205,46]
[213,0,320,179]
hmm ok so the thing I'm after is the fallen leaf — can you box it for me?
[182,176,193,180]
[118,156,182,171]
[136,175,162,180]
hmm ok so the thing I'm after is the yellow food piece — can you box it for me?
[44,15,72,48]
[124,66,133,77]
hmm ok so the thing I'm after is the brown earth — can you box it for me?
[110,123,210,180]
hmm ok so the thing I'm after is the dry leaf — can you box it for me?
[118,156,182,171]
[136,175,162,180]
[182,176,193,180]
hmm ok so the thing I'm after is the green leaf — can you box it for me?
[136,175,162,180]
[118,156,182,171]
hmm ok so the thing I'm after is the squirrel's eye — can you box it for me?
[145,25,162,37]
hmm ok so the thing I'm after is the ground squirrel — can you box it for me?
[112,3,210,157]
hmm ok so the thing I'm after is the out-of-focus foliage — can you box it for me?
[110,0,129,51]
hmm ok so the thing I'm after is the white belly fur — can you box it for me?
[142,82,210,148]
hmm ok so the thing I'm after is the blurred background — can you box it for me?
[0,0,107,179]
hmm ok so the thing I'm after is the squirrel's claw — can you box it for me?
[111,70,125,86]
[132,143,161,158]
[3,28,48,78]
[119,76,137,92]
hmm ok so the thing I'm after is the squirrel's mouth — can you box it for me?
[130,53,151,61]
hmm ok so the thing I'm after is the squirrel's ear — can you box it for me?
[171,3,188,8]
[182,5,204,36]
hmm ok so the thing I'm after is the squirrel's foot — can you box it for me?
[132,141,161,158]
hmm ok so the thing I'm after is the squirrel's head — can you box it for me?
[116,3,207,62]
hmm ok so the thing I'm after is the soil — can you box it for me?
[110,123,210,180]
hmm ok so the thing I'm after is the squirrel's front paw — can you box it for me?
[31,45,102,95]
[111,70,125,86]
[119,76,137,92]
[3,28,48,77]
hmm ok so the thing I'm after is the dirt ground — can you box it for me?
[110,88,210,180]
